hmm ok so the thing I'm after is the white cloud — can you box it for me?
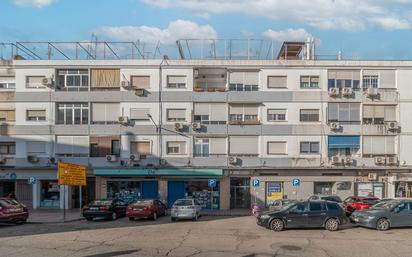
[92,20,218,45]
[142,0,412,31]
[10,0,54,8]
[262,28,312,42]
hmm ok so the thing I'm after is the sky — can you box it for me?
[1,0,412,59]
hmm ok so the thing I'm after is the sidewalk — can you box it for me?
[27,209,84,224]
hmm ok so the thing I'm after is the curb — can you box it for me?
[27,217,84,224]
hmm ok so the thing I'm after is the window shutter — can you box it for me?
[210,104,227,121]
[379,70,396,89]
[73,136,89,154]
[267,76,287,88]
[386,136,396,154]
[131,76,150,89]
[167,76,186,84]
[105,103,120,122]
[229,104,243,115]
[363,105,374,118]
[0,110,15,121]
[229,136,258,155]
[229,72,244,84]
[167,109,186,120]
[243,105,258,115]
[384,106,396,121]
[92,103,106,122]
[210,138,226,154]
[130,108,150,120]
[131,142,151,155]
[194,103,209,115]
[244,72,259,85]
[328,103,338,121]
[27,141,46,154]
[90,69,120,88]
[56,136,73,154]
[27,110,45,118]
[268,109,286,115]
[374,106,385,119]
[268,142,286,154]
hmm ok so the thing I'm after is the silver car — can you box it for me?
[171,199,202,221]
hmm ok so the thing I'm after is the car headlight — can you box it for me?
[260,214,270,219]
[364,215,376,220]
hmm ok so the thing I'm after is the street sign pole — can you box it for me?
[63,185,66,222]
[79,185,82,214]
[211,186,213,211]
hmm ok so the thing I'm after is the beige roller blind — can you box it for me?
[167,109,186,120]
[27,110,45,118]
[0,110,15,121]
[384,106,396,121]
[229,72,244,84]
[130,108,150,120]
[131,141,151,155]
[56,136,72,154]
[244,72,259,85]
[27,141,46,154]
[229,104,243,115]
[329,70,360,80]
[363,105,374,118]
[386,136,396,154]
[374,106,385,119]
[328,71,337,79]
[92,103,106,122]
[210,137,227,154]
[243,105,258,115]
[363,70,379,76]
[90,69,120,88]
[379,70,396,89]
[267,142,287,154]
[131,76,150,89]
[268,76,287,88]
[73,136,89,154]
[57,136,88,154]
[194,103,209,115]
[268,109,286,115]
[167,75,186,84]
[229,136,259,155]
[92,103,119,122]
[106,103,120,121]
[210,103,227,121]
[27,76,44,84]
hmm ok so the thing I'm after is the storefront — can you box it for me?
[0,180,15,197]
[168,180,220,209]
[265,182,283,207]
[40,180,60,208]
[356,182,384,198]
[106,180,158,202]
[230,177,250,209]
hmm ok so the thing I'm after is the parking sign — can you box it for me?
[252,179,260,187]
[208,179,217,188]
[292,178,301,187]
[28,176,36,185]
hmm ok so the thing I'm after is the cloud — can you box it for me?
[92,20,218,45]
[142,0,412,31]
[262,28,312,42]
[10,0,54,8]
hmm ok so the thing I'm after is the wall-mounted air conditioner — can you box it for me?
[192,122,201,131]
[330,156,341,165]
[328,88,339,97]
[175,122,184,131]
[106,155,117,162]
[27,155,39,163]
[42,77,53,87]
[374,156,386,165]
[342,88,353,97]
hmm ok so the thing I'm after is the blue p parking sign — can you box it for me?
[252,179,260,187]
[208,179,217,188]
[292,178,301,187]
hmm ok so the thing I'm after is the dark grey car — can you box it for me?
[351,199,412,230]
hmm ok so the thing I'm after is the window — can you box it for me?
[56,103,89,125]
[229,136,259,156]
[194,138,210,157]
[314,182,334,195]
[131,76,150,89]
[167,141,186,155]
[328,136,360,157]
[26,110,46,121]
[0,77,15,89]
[229,104,259,123]
[328,70,360,90]
[267,142,287,155]
[26,141,46,154]
[0,110,15,122]
[26,76,45,88]
[300,76,319,88]
[328,103,360,124]
[131,141,151,156]
[267,76,287,88]
[326,202,339,211]
[363,136,396,156]
[229,71,259,91]
[130,108,150,121]
[300,142,320,154]
[90,69,120,89]
[92,103,120,124]
[111,140,120,157]
[363,105,396,124]
[289,203,307,213]
[167,76,186,88]
[363,75,378,89]
[167,109,186,122]
[90,143,99,157]
[309,202,325,211]
[0,142,15,155]
[56,69,88,90]
[194,103,227,124]
[89,136,120,157]
[267,109,286,121]
[56,136,89,157]
[300,109,319,122]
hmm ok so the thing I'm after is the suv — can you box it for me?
[257,200,346,232]
[171,199,202,222]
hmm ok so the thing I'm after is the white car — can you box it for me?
[170,199,202,221]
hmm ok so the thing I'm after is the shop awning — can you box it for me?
[328,136,360,149]
[94,168,223,177]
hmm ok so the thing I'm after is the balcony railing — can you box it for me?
[228,119,261,125]
[193,81,226,92]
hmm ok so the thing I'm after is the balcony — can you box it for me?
[228,119,261,125]
[193,81,226,92]
[362,88,398,103]
[194,68,227,92]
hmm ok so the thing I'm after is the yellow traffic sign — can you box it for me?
[58,162,87,186]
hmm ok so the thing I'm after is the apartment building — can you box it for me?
[0,41,411,210]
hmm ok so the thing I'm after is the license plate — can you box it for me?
[90,207,98,211]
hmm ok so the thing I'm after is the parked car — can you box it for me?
[0,197,29,225]
[350,199,412,231]
[370,198,393,209]
[170,199,202,222]
[268,199,298,211]
[126,199,167,221]
[343,196,379,216]
[82,199,127,221]
[257,200,347,232]
[308,195,343,205]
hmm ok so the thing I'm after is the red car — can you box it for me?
[343,196,379,215]
[0,197,29,224]
[126,199,167,221]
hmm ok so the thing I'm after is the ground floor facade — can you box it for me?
[1,168,412,210]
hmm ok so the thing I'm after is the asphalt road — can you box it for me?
[1,215,412,257]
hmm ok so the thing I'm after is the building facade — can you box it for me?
[1,43,412,210]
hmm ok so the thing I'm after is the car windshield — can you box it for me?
[174,200,193,206]
[371,200,400,210]
[91,200,112,205]
[362,198,379,204]
[131,200,153,206]
[0,199,19,206]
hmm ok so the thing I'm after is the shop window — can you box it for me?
[230,178,250,209]
[40,181,60,208]
[107,181,141,202]
[185,181,220,209]
[314,182,334,195]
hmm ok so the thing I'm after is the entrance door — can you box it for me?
[141,181,158,199]
[168,181,186,207]
[0,181,15,197]
[230,178,250,209]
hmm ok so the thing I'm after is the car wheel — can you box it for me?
[325,218,339,231]
[270,219,284,232]
[129,217,135,221]
[15,219,26,225]
[153,212,158,221]
[171,217,176,222]
[86,217,93,221]
[111,212,117,220]
[376,218,390,231]
[193,213,199,221]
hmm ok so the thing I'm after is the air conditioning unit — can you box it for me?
[106,155,117,162]
[374,156,386,165]
[121,80,130,88]
[118,116,130,125]
[387,122,400,131]
[368,173,378,181]
[42,77,53,87]
[175,122,184,131]
[135,88,145,96]
[367,88,379,97]
[387,156,398,166]
[192,122,201,131]
[331,156,341,165]
[330,122,341,131]
[342,88,353,97]
[129,154,140,162]
[27,155,39,163]
[328,88,339,97]
[0,155,6,164]
[344,156,353,165]
[48,157,57,164]
[229,156,238,165]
